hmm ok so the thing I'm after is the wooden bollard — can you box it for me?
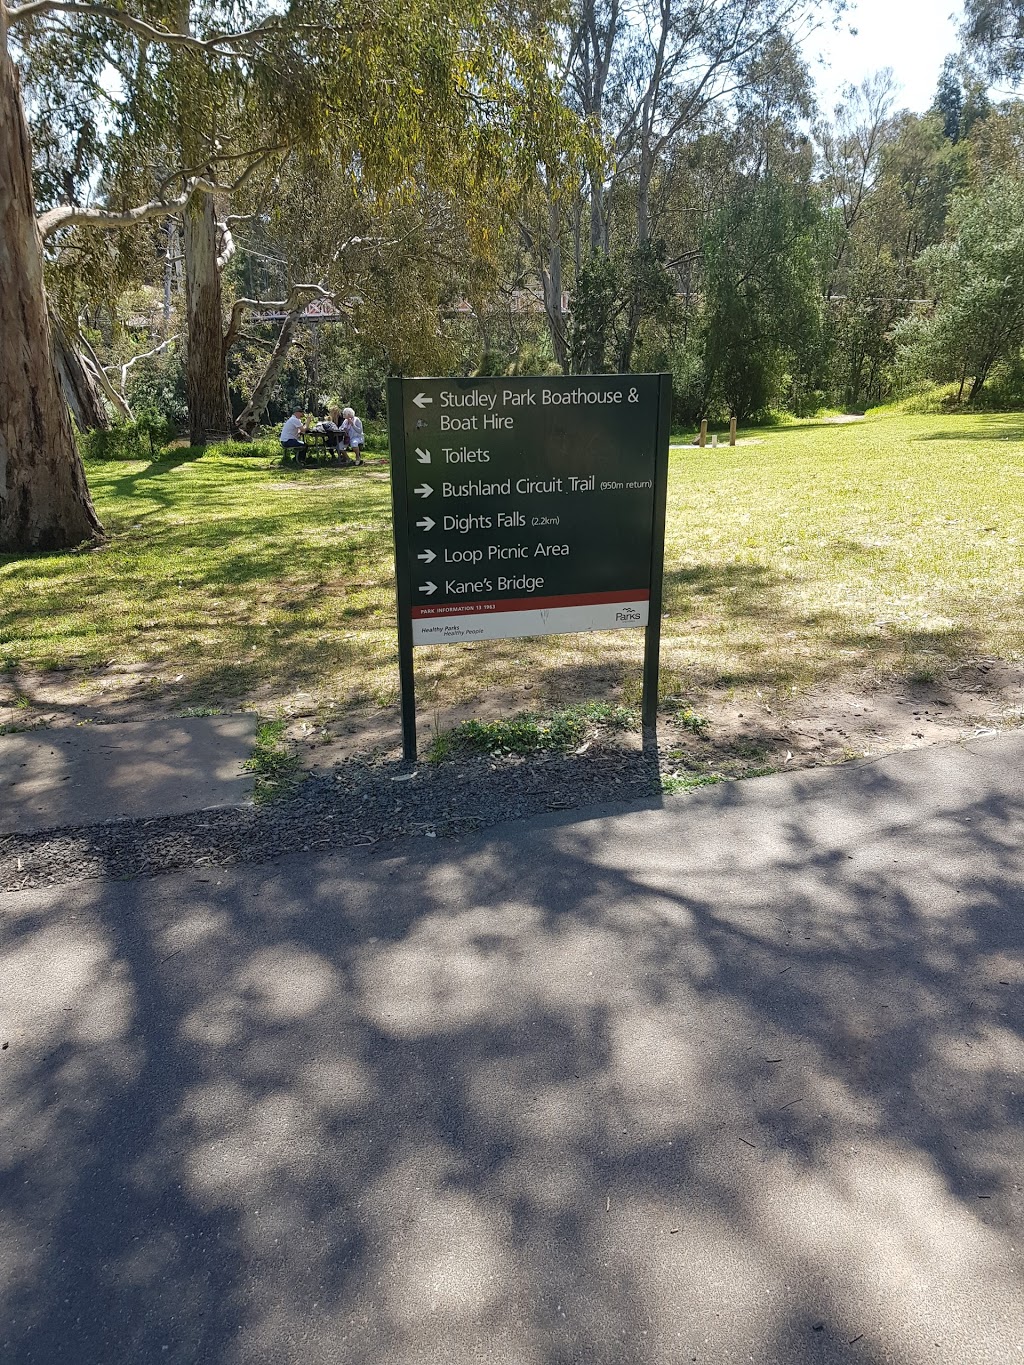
[729,416,737,446]
[699,419,708,448]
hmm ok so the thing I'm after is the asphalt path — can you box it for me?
[1,736,1022,1364]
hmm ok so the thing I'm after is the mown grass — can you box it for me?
[1,411,1022,714]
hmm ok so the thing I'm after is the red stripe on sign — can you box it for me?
[412,590,649,618]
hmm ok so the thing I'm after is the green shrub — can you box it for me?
[79,411,175,460]
[429,702,639,761]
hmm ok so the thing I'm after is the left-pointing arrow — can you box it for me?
[413,392,433,408]
[417,549,436,563]
[414,483,433,498]
[415,447,431,463]
[419,581,438,595]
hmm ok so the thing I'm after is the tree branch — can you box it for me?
[216,221,237,272]
[7,0,331,54]
[76,328,134,420]
[37,150,278,240]
[106,336,178,406]
[37,178,213,240]
[223,284,336,352]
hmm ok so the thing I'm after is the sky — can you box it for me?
[806,0,964,115]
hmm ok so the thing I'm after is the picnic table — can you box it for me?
[301,427,353,464]
[302,430,330,458]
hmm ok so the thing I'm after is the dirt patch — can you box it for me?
[653,661,1023,782]
[3,659,1021,782]
[280,659,1024,775]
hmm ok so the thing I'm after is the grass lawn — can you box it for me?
[1,411,1022,721]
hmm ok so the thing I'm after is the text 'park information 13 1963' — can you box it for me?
[388,374,671,645]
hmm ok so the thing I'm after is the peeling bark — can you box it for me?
[50,310,110,431]
[182,190,233,444]
[0,22,102,551]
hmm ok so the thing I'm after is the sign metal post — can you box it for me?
[388,374,671,762]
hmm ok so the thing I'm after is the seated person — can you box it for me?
[280,408,307,459]
[341,406,365,464]
[319,406,351,461]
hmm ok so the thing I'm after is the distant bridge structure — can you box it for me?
[254,297,348,323]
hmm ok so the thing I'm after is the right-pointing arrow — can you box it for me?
[413,483,433,498]
[416,516,435,531]
[415,447,431,463]
[419,581,437,595]
[417,549,436,563]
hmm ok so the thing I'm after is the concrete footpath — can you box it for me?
[0,715,256,833]
[0,735,1022,1365]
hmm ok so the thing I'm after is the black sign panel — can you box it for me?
[389,375,670,645]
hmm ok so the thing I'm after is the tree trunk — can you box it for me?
[50,309,110,431]
[540,200,569,374]
[163,218,179,335]
[0,24,103,551]
[182,190,232,444]
[589,173,607,255]
[616,153,652,373]
[235,315,298,434]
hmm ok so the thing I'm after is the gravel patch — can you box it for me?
[0,746,667,892]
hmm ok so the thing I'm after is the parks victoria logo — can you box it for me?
[616,606,642,623]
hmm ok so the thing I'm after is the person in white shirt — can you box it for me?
[280,409,307,461]
[341,407,364,464]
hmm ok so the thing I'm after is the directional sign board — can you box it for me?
[387,374,671,759]
[389,374,670,644]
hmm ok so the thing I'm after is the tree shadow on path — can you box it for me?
[1,740,1022,1364]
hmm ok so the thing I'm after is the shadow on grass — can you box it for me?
[134,572,1003,717]
[912,418,1024,442]
[1,746,1022,1361]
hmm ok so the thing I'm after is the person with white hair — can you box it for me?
[341,407,365,465]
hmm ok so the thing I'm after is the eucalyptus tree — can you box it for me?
[528,0,843,374]
[818,71,900,296]
[701,176,825,417]
[698,55,825,418]
[963,0,1024,80]
[1,0,570,551]
[822,108,962,407]
[904,174,1024,401]
[229,165,496,432]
